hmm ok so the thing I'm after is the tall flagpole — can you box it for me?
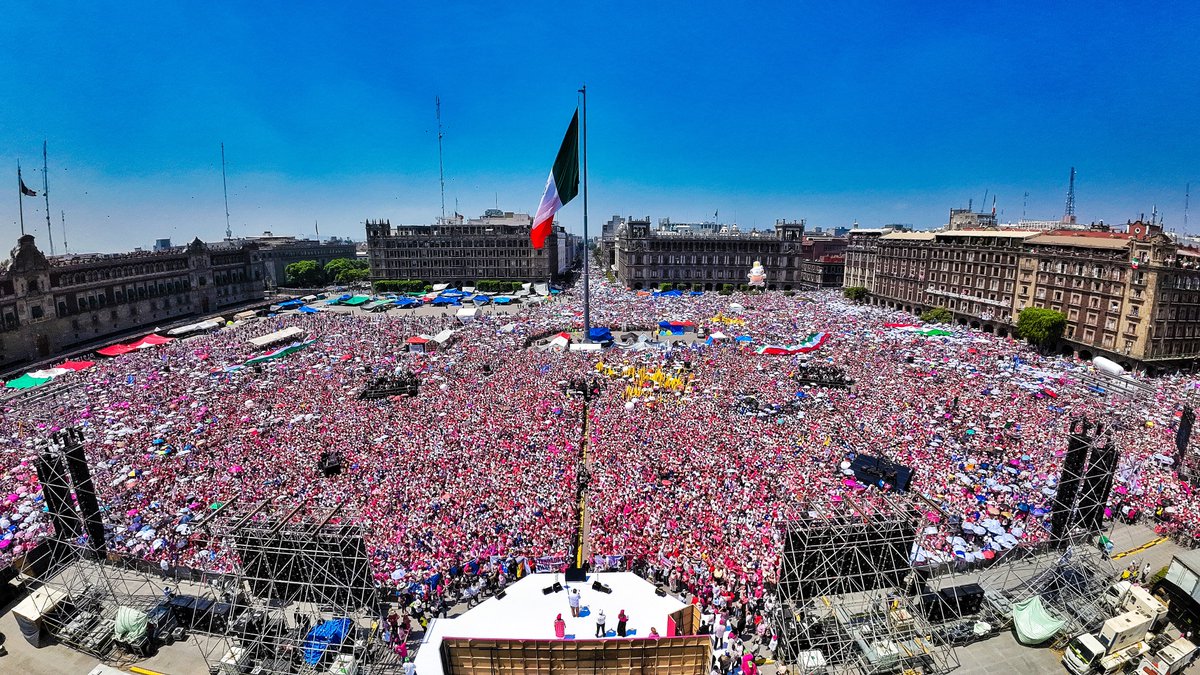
[43,141,55,255]
[579,84,590,337]
[17,161,26,237]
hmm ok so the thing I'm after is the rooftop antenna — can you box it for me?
[43,141,55,255]
[61,210,68,254]
[221,142,232,239]
[1185,182,1190,233]
[436,96,446,220]
[1063,167,1077,224]
[315,219,320,241]
[981,189,989,214]
[1023,191,1029,220]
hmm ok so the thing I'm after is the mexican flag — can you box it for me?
[531,110,580,250]
[245,339,316,365]
[754,332,828,355]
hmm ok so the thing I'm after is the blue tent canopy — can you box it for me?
[278,299,305,308]
[734,335,753,342]
[472,295,492,304]
[303,618,352,665]
[394,297,422,308]
[653,289,683,298]
[588,327,613,343]
[493,296,513,305]
[298,305,319,314]
[690,291,704,296]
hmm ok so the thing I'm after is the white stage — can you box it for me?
[414,572,687,674]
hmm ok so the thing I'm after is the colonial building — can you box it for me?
[0,234,265,369]
[230,232,357,287]
[798,256,846,290]
[365,210,568,286]
[868,229,1035,327]
[613,219,809,290]
[844,227,903,290]
[850,218,1200,370]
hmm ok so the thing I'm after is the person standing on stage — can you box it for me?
[617,609,628,637]
[595,608,607,637]
[568,587,581,617]
[554,613,566,639]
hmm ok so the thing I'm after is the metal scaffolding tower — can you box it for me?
[773,491,960,674]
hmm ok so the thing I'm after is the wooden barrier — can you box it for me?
[440,635,711,674]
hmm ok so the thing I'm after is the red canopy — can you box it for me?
[57,360,95,371]
[129,333,173,349]
[406,336,430,345]
[96,343,136,357]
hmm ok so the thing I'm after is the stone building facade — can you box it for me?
[232,233,357,287]
[0,235,265,369]
[613,220,809,290]
[365,211,566,285]
[848,220,1200,370]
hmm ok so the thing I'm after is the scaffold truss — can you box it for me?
[774,491,961,674]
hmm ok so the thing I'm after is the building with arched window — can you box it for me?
[0,235,265,369]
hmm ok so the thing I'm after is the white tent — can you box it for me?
[430,329,455,345]
[547,332,571,351]
[456,307,479,324]
[248,326,306,348]
[167,319,223,336]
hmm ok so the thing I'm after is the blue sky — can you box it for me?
[2,2,1198,252]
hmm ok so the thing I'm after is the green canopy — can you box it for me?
[920,328,953,337]
[245,339,316,366]
[1012,596,1065,645]
[114,606,148,642]
[5,373,51,389]
[343,295,371,306]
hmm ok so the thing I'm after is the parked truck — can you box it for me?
[1136,636,1197,675]
[1103,581,1169,631]
[1062,610,1154,674]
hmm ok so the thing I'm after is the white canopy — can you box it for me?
[167,319,223,336]
[248,326,306,348]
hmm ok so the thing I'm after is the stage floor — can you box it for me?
[414,572,687,674]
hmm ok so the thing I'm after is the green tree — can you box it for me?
[1016,307,1067,350]
[323,257,368,282]
[920,306,953,324]
[284,260,325,286]
[843,286,869,303]
[337,268,370,284]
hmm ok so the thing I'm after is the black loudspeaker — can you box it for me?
[553,582,564,593]
[495,590,506,600]
[565,566,587,582]
[62,433,106,554]
[938,583,985,619]
[36,451,81,541]
[1050,420,1092,541]
[655,588,668,597]
[1078,441,1118,532]
[848,454,913,492]
[543,586,555,596]
[1178,406,1194,466]
[592,581,612,594]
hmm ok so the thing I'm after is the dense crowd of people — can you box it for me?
[0,265,1197,663]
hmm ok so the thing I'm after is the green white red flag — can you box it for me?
[531,110,579,249]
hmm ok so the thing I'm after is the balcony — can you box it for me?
[926,286,1010,309]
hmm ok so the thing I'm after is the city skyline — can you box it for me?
[2,2,1198,252]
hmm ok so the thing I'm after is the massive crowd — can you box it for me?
[0,267,1197,652]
